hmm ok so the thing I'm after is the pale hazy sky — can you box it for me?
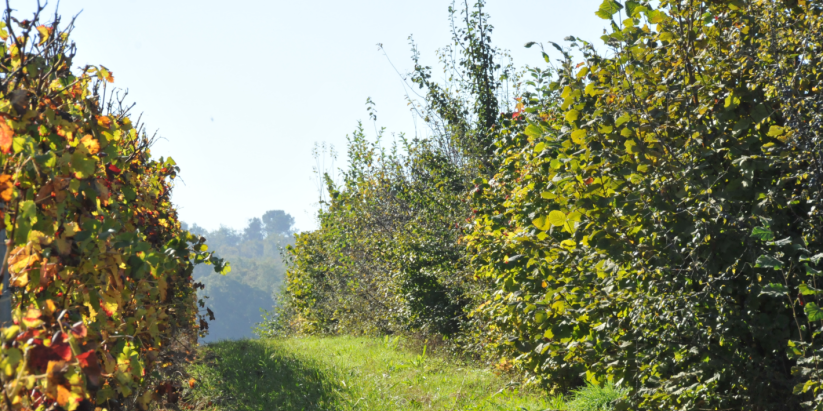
[16,0,607,231]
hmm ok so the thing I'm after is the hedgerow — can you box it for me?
[281,0,823,409]
[0,6,226,410]
[467,0,823,409]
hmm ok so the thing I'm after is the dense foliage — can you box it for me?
[283,128,472,336]
[281,0,823,409]
[277,2,511,339]
[467,0,823,409]
[0,7,226,410]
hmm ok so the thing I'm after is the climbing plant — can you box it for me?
[0,6,226,410]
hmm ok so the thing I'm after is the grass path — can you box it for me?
[185,336,561,411]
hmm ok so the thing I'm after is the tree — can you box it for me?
[262,210,294,236]
[243,217,264,242]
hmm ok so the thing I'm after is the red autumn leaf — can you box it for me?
[107,164,121,174]
[52,342,72,361]
[28,345,63,372]
[584,177,594,185]
[0,120,12,154]
[76,349,102,387]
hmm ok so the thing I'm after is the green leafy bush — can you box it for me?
[283,0,823,409]
[467,0,823,409]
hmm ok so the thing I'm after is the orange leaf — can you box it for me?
[188,378,196,388]
[96,115,112,129]
[80,135,100,155]
[56,384,81,407]
[0,174,12,202]
[0,120,12,154]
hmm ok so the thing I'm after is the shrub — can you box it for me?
[467,0,823,409]
[0,6,226,410]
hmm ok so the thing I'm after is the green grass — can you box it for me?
[185,336,557,411]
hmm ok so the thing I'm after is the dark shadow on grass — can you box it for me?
[193,339,344,411]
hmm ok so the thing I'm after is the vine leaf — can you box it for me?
[0,120,12,154]
[0,174,12,202]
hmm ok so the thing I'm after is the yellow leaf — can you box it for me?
[548,210,567,227]
[532,215,551,231]
[63,222,80,237]
[99,291,118,317]
[36,25,51,45]
[571,129,587,145]
[565,110,580,123]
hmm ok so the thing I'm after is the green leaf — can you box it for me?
[534,142,546,153]
[625,0,643,17]
[571,129,587,145]
[799,284,822,296]
[524,41,537,48]
[767,237,792,247]
[750,226,774,241]
[804,265,821,276]
[122,186,136,201]
[595,0,624,19]
[549,210,567,227]
[805,302,823,322]
[755,255,783,270]
[525,125,543,139]
[760,283,789,297]
[752,103,770,124]
[71,150,97,178]
[615,113,631,128]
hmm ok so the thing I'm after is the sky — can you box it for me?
[16,0,608,232]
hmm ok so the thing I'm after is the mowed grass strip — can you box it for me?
[185,336,557,411]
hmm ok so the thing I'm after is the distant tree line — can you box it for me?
[186,210,295,341]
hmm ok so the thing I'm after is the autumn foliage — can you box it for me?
[0,7,226,411]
